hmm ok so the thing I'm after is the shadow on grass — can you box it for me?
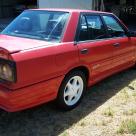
[0,68,136,136]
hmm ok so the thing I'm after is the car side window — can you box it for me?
[78,15,89,41]
[86,15,107,40]
[103,15,126,38]
[78,15,107,41]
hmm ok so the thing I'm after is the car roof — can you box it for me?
[31,8,112,15]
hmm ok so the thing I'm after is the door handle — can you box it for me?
[80,49,88,54]
[113,43,120,47]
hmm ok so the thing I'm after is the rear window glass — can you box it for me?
[2,10,69,42]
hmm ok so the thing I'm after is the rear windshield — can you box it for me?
[2,10,69,42]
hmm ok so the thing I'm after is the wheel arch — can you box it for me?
[64,66,90,84]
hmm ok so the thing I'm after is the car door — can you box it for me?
[76,14,115,83]
[102,15,135,69]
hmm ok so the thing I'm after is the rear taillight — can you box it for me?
[0,58,16,83]
[0,48,16,82]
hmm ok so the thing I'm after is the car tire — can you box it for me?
[56,70,87,110]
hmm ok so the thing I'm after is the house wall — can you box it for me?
[38,0,93,9]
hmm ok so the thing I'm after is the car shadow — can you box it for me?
[0,68,136,136]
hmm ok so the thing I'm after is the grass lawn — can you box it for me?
[59,68,136,136]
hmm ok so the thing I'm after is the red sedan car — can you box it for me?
[0,9,136,112]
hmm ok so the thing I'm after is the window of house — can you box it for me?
[78,15,107,41]
[103,15,126,38]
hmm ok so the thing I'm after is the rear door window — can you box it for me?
[78,14,107,41]
[86,15,107,40]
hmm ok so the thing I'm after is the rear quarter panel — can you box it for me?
[7,42,79,89]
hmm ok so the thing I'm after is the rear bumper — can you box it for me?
[0,76,64,112]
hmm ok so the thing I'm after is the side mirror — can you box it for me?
[127,31,136,37]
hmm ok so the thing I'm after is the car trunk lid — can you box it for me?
[0,34,55,54]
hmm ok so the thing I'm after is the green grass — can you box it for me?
[122,90,129,99]
[117,119,136,134]
[103,107,114,117]
[123,109,136,116]
[133,92,136,97]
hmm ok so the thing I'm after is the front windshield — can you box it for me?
[2,10,69,42]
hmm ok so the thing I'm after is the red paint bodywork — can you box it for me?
[0,9,136,112]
